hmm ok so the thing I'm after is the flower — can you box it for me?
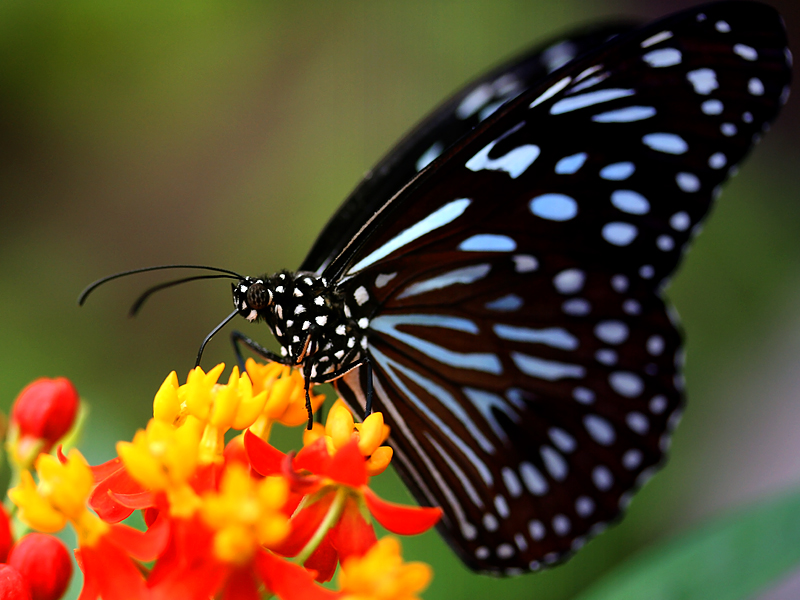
[339,537,432,600]
[8,533,73,600]
[9,449,168,600]
[246,402,441,582]
[6,364,438,599]
[8,377,80,469]
[246,359,325,437]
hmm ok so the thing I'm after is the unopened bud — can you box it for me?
[0,564,31,600]
[9,378,79,464]
[8,534,72,600]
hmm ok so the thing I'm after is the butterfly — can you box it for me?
[80,0,792,577]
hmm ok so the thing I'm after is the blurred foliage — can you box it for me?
[575,488,800,600]
[1,1,799,598]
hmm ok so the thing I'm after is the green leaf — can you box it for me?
[575,489,800,600]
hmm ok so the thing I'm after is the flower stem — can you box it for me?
[294,487,347,565]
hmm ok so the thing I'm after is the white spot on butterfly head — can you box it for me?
[715,20,731,33]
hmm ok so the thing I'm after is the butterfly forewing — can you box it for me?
[300,24,639,275]
[330,2,790,574]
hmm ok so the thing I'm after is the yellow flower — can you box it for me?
[303,400,393,476]
[8,449,109,546]
[246,359,325,437]
[117,417,203,518]
[200,464,290,564]
[339,537,431,600]
[151,364,270,465]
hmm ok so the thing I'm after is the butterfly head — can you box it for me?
[232,277,273,322]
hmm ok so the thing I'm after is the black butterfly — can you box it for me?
[81,1,791,576]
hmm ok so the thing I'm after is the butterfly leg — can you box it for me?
[364,358,374,417]
[303,360,315,430]
[230,330,289,370]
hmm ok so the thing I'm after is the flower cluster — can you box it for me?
[3,360,440,599]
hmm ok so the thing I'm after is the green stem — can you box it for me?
[293,487,348,565]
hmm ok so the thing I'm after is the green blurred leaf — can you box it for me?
[575,489,800,600]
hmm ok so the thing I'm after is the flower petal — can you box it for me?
[244,430,287,476]
[325,440,367,488]
[328,496,377,561]
[255,550,341,600]
[362,488,442,535]
[106,515,170,562]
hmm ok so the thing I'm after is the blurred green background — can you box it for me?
[1,0,799,598]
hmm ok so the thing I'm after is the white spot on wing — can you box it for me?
[494,325,579,350]
[553,268,585,294]
[530,76,572,108]
[733,44,758,61]
[642,133,688,154]
[686,69,719,95]
[748,78,765,96]
[592,106,656,123]
[456,84,494,119]
[602,222,638,246]
[398,264,491,299]
[701,99,723,115]
[554,152,588,174]
[600,162,635,181]
[676,172,700,192]
[459,234,516,252]
[466,134,541,179]
[375,272,397,288]
[609,371,644,397]
[550,88,635,115]
[347,198,471,274]
[611,190,649,214]
[642,48,681,67]
[640,30,673,48]
[530,194,578,221]
[512,254,538,273]
[519,462,548,495]
[511,353,586,380]
[416,142,444,171]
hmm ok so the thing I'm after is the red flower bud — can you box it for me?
[0,564,31,600]
[11,378,79,453]
[0,505,13,563]
[8,534,72,600]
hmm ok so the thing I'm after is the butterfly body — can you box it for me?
[232,271,376,382]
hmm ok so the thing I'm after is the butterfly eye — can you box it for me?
[246,283,272,310]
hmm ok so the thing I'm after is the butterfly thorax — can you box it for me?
[232,271,370,381]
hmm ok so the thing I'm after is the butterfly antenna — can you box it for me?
[196,309,239,367]
[79,264,245,306]
[128,274,239,317]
